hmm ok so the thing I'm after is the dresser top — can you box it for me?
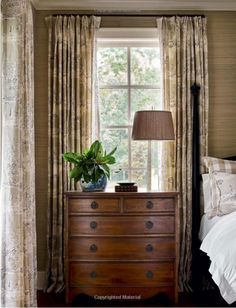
[65,191,178,197]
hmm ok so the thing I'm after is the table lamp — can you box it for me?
[132,110,175,190]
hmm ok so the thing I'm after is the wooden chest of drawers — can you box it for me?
[65,192,179,304]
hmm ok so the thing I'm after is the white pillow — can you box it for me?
[202,174,212,214]
[209,171,236,218]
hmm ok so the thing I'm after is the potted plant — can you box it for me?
[62,140,117,191]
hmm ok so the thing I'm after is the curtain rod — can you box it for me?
[51,13,205,18]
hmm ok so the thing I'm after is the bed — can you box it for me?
[200,211,236,304]
[191,84,236,304]
[199,157,236,304]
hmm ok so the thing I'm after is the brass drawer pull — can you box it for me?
[145,221,153,229]
[90,221,97,229]
[146,271,153,279]
[90,244,98,252]
[146,244,154,252]
[91,201,99,209]
[146,201,154,209]
[90,271,97,279]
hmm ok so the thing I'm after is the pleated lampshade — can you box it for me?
[132,110,175,140]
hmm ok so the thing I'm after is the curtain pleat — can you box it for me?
[45,15,101,292]
[0,0,37,306]
[157,16,209,291]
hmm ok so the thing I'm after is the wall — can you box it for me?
[34,10,236,271]
[207,13,236,155]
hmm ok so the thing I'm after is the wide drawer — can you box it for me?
[69,215,175,235]
[68,198,120,213]
[123,198,175,212]
[68,237,175,260]
[69,262,174,287]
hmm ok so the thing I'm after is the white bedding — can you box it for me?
[200,211,236,304]
[198,214,222,241]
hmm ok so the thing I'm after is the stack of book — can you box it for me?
[115,182,138,192]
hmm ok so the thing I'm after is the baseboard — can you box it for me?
[37,271,46,290]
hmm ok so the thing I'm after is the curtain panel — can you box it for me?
[0,0,37,306]
[46,15,101,292]
[157,16,209,291]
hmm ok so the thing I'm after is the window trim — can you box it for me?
[97,27,159,48]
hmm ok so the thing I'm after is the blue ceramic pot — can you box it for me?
[80,174,107,192]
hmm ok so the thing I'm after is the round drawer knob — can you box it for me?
[146,244,154,252]
[91,201,98,209]
[146,271,154,279]
[145,221,153,229]
[146,201,154,209]
[90,244,97,252]
[90,271,97,279]
[90,221,97,229]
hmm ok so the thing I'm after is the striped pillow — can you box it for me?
[202,157,236,217]
[202,156,236,173]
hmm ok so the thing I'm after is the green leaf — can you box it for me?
[103,156,116,164]
[99,165,110,178]
[62,152,82,164]
[83,172,91,183]
[94,167,101,183]
[85,149,94,159]
[107,146,117,157]
[93,140,101,156]
[69,166,82,182]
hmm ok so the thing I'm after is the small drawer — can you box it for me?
[68,237,175,260]
[68,198,120,213]
[69,215,175,235]
[124,198,174,212]
[69,262,174,287]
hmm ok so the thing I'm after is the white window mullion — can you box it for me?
[100,85,160,90]
[127,46,132,182]
[147,141,152,191]
[104,125,132,129]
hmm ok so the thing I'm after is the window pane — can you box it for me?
[151,141,159,168]
[101,129,129,168]
[109,169,129,188]
[131,169,147,190]
[131,140,148,168]
[131,48,160,85]
[98,48,127,85]
[100,89,128,126]
[151,168,159,191]
[131,89,161,123]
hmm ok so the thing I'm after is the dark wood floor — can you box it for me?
[37,290,236,307]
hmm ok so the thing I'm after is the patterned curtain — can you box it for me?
[157,16,209,291]
[0,0,37,306]
[45,15,101,292]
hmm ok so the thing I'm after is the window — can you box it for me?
[97,28,162,191]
